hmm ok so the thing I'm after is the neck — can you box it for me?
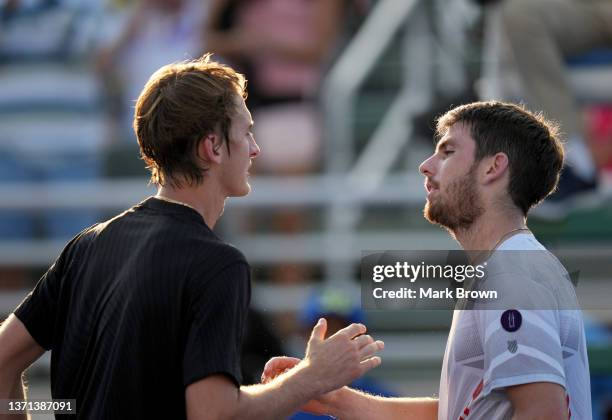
[453,207,527,251]
[156,180,226,228]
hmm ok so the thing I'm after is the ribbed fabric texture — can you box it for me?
[15,197,251,419]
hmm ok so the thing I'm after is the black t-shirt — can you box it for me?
[14,197,251,419]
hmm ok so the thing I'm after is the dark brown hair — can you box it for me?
[133,54,247,187]
[436,101,564,215]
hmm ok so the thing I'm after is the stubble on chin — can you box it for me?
[423,170,483,232]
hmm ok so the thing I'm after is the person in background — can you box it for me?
[96,0,210,145]
[498,0,612,215]
[204,0,349,287]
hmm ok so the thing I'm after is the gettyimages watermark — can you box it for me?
[361,249,612,311]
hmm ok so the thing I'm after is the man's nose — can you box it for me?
[419,155,435,177]
[250,138,261,158]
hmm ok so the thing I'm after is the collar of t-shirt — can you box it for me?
[141,196,210,228]
[496,232,545,251]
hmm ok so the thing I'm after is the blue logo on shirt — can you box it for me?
[501,309,522,332]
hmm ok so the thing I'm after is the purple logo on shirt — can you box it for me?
[501,309,522,332]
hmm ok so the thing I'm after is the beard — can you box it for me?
[424,165,484,232]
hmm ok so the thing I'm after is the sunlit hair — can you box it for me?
[134,54,247,187]
[436,101,564,215]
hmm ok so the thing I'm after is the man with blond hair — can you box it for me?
[0,55,383,420]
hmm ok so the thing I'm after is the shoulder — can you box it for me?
[190,234,248,267]
[54,223,103,270]
[187,239,250,286]
[185,243,252,309]
[487,234,574,304]
[214,241,248,265]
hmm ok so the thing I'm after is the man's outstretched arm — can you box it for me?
[262,356,438,420]
[0,314,46,420]
[186,319,384,420]
[315,386,438,420]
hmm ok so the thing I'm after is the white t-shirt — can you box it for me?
[437,233,592,419]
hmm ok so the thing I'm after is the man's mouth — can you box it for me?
[425,180,439,194]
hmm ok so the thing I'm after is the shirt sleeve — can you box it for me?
[13,240,75,350]
[182,261,251,388]
[475,307,566,397]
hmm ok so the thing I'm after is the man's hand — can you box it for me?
[262,356,342,415]
[261,319,384,414]
[262,356,301,383]
[302,318,384,394]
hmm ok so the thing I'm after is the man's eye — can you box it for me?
[444,150,454,156]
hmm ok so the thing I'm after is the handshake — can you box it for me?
[260,318,384,416]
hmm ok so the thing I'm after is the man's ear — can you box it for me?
[198,134,223,165]
[482,152,509,185]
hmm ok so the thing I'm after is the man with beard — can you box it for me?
[262,101,592,419]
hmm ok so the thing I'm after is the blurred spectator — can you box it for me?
[205,0,349,173]
[96,0,210,144]
[205,0,350,283]
[495,0,612,215]
[290,288,396,419]
[205,0,346,111]
[586,106,612,173]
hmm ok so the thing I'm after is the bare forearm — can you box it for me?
[0,315,44,420]
[0,369,20,399]
[235,364,320,420]
[191,321,384,419]
[0,373,28,420]
[327,387,438,420]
